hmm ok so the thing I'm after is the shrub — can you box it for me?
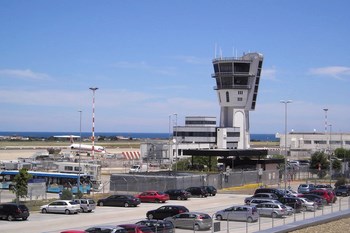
[334,177,348,188]
[60,189,73,200]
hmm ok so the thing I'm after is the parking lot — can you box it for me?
[1,188,350,233]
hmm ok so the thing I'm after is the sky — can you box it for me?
[0,0,350,134]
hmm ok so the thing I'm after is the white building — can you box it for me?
[277,132,350,159]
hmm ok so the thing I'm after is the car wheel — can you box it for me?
[302,206,307,212]
[22,217,28,221]
[177,196,181,200]
[65,209,70,215]
[88,210,92,213]
[194,224,200,231]
[7,215,14,221]
[42,208,47,214]
[247,217,253,223]
[124,202,129,207]
[99,202,104,206]
[155,199,160,203]
[80,207,85,213]
[148,214,154,219]
[271,212,278,218]
[216,215,223,221]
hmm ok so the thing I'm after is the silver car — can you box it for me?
[40,200,80,214]
[164,212,212,231]
[299,197,317,211]
[250,198,294,216]
[255,203,287,218]
[73,198,96,213]
[215,205,258,222]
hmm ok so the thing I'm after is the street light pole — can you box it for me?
[89,87,98,161]
[329,124,332,186]
[78,110,82,193]
[323,108,328,133]
[173,113,178,172]
[281,100,292,191]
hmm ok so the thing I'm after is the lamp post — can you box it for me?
[329,124,332,186]
[89,87,98,161]
[323,108,328,133]
[78,110,82,193]
[281,100,292,191]
[168,115,172,170]
[173,113,178,172]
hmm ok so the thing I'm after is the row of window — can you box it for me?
[64,166,82,172]
[174,131,240,137]
[304,140,350,145]
[185,120,216,125]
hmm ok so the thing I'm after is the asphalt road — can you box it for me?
[1,191,350,233]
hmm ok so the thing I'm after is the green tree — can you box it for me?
[332,159,342,172]
[310,151,329,178]
[61,189,73,200]
[335,148,350,161]
[12,168,33,204]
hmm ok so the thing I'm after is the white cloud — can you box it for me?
[308,66,350,80]
[262,67,278,81]
[0,69,51,80]
[172,55,208,64]
[111,61,176,76]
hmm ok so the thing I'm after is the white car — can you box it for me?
[41,200,80,214]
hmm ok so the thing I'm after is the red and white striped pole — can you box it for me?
[90,87,98,160]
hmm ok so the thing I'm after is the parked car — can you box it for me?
[73,199,96,213]
[60,231,86,233]
[185,187,208,198]
[244,193,278,204]
[278,189,299,197]
[334,185,350,196]
[164,189,191,200]
[200,186,217,196]
[146,205,189,220]
[248,199,294,215]
[164,212,212,231]
[97,195,141,207]
[297,194,327,208]
[253,188,285,200]
[136,191,170,203]
[215,205,258,222]
[255,203,287,218]
[136,220,175,233]
[309,189,332,204]
[41,200,80,214]
[279,197,303,213]
[118,224,154,233]
[0,203,29,221]
[298,197,317,211]
[86,225,127,233]
[297,184,315,194]
[314,184,333,190]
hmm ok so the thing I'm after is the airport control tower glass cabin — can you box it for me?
[212,52,263,149]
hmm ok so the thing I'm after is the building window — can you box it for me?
[304,140,312,144]
[64,166,73,171]
[345,141,350,145]
[314,140,327,144]
[226,91,230,102]
[238,91,243,95]
[237,97,243,101]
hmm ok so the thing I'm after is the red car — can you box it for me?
[310,189,332,204]
[136,191,170,203]
[118,224,153,233]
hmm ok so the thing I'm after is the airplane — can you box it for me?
[54,135,106,154]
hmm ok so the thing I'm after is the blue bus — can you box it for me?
[0,170,92,194]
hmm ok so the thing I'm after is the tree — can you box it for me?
[12,168,32,204]
[335,148,350,161]
[310,151,329,178]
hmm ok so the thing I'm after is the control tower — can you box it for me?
[212,52,263,149]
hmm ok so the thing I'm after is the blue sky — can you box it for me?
[0,1,349,134]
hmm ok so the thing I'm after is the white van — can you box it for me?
[129,164,147,173]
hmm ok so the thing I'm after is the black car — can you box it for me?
[254,188,285,200]
[164,189,191,200]
[146,205,189,220]
[136,219,175,233]
[334,185,350,196]
[279,197,303,213]
[97,195,141,207]
[185,187,208,197]
[0,203,30,221]
[244,193,279,204]
[201,186,217,196]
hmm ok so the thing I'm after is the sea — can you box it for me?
[0,131,278,141]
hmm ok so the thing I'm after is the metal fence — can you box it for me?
[108,169,280,193]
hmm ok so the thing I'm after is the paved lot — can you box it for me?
[1,189,350,233]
